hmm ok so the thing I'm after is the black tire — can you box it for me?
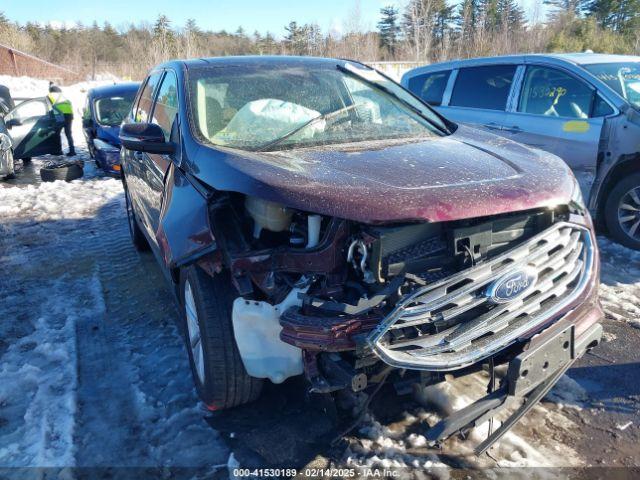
[124,183,150,251]
[604,172,640,250]
[22,157,32,163]
[179,265,263,410]
[40,162,83,182]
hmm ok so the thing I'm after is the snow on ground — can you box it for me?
[598,238,640,330]
[0,78,229,471]
[343,370,581,471]
[0,171,229,468]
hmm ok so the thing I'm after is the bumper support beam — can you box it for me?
[425,322,602,454]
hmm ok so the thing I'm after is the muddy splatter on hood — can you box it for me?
[192,125,577,224]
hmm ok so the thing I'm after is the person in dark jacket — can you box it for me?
[48,84,76,156]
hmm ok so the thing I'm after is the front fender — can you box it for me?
[156,162,217,270]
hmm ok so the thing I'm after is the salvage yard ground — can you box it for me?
[0,77,639,476]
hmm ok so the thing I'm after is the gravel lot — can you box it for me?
[0,78,638,476]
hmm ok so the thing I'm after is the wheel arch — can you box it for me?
[595,153,640,231]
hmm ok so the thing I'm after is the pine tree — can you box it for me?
[496,0,526,30]
[544,0,588,19]
[433,2,455,51]
[454,0,481,44]
[262,32,279,54]
[302,23,323,56]
[377,5,400,56]
[586,0,640,32]
[284,21,306,55]
[153,14,176,60]
[402,0,451,60]
[184,18,201,58]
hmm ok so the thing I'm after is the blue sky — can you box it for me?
[3,0,542,37]
[2,0,394,36]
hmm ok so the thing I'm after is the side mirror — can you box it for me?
[5,118,22,128]
[120,122,175,154]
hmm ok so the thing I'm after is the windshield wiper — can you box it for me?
[336,64,451,136]
[255,103,360,152]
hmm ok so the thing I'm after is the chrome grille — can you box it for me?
[367,222,594,371]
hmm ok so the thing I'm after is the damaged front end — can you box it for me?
[196,191,602,450]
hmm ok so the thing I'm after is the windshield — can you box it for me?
[187,63,448,151]
[584,62,640,109]
[95,93,136,126]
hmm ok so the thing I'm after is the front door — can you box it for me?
[502,65,605,171]
[4,99,64,158]
[142,70,180,234]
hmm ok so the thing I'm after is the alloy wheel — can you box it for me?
[184,280,205,384]
[618,186,640,241]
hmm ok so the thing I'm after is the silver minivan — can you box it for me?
[402,53,640,249]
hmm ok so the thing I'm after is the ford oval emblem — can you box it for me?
[486,267,538,304]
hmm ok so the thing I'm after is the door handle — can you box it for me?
[483,122,503,130]
[503,126,522,133]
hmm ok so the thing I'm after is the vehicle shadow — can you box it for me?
[564,362,640,414]
[205,379,340,468]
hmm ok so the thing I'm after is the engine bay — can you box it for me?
[199,191,573,390]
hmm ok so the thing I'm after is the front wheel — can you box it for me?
[604,173,640,250]
[180,265,263,410]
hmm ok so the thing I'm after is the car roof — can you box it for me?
[402,53,640,79]
[159,55,350,71]
[541,52,640,65]
[88,82,141,98]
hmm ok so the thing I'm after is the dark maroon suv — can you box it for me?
[120,56,603,451]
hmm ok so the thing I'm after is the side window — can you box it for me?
[151,71,179,141]
[5,99,48,122]
[593,94,614,117]
[450,65,517,111]
[518,66,594,119]
[134,72,162,123]
[195,80,230,138]
[407,70,451,106]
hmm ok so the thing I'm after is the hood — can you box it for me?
[96,125,121,146]
[191,125,577,224]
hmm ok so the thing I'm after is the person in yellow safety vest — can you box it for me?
[48,84,76,156]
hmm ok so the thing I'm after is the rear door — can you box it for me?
[502,64,605,173]
[406,70,451,107]
[441,64,518,133]
[4,98,63,158]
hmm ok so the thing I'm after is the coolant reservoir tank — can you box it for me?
[245,196,293,237]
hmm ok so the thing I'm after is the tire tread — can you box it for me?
[183,266,262,409]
